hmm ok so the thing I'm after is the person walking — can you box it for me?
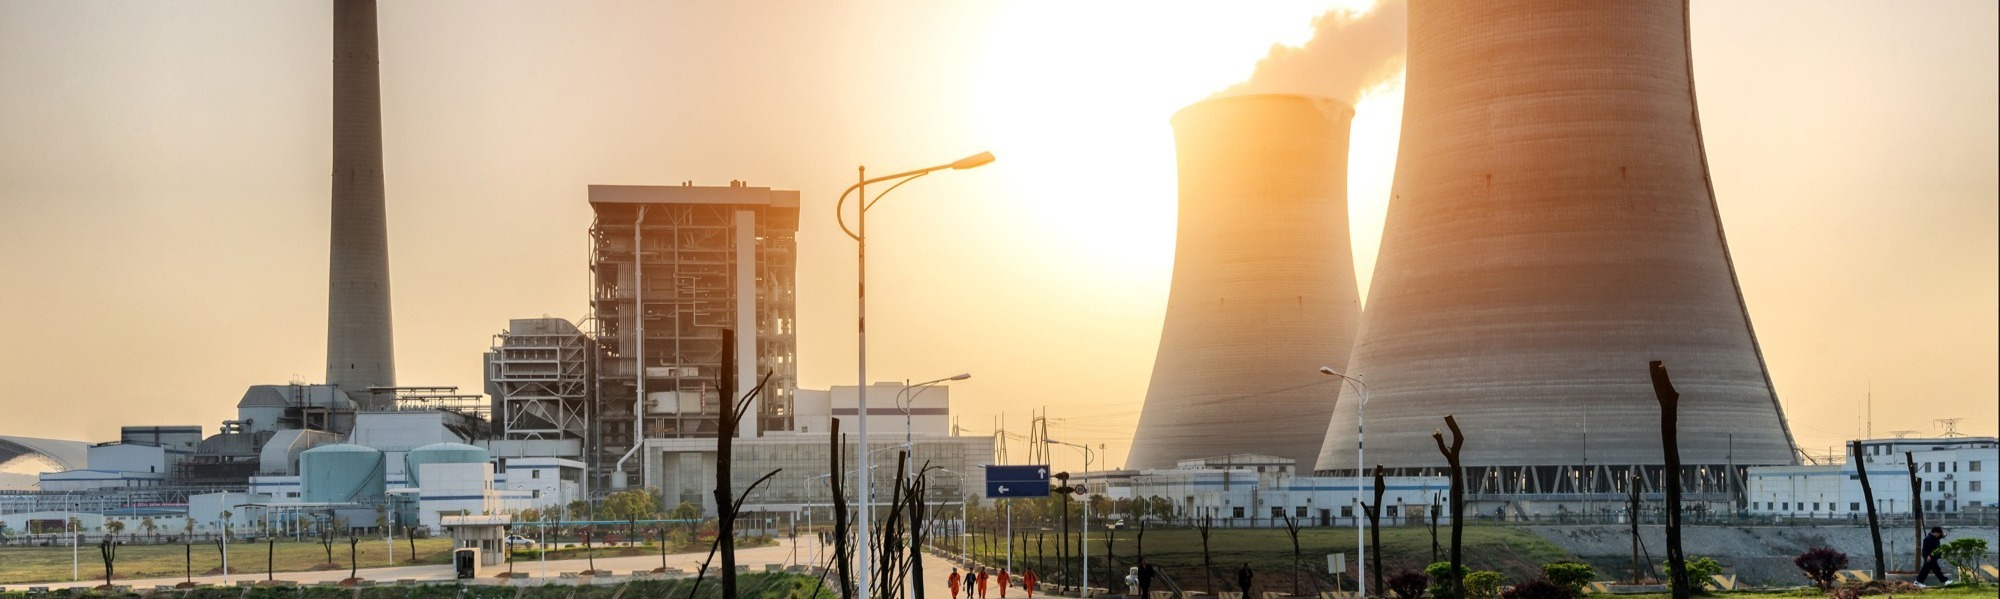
[1237,563,1255,597]
[979,567,991,599]
[1024,568,1039,598]
[1000,568,1013,598]
[1138,558,1157,599]
[950,568,963,599]
[1916,527,1952,586]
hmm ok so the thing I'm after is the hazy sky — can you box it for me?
[1,1,1994,473]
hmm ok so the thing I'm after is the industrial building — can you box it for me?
[585,182,801,491]
[1312,2,1798,499]
[1127,93,1364,470]
[1746,436,1998,520]
[640,382,992,519]
[1080,454,1452,528]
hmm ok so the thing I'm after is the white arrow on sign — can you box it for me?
[999,485,1010,494]
[1037,468,1048,479]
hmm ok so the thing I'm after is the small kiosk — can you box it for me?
[440,515,511,578]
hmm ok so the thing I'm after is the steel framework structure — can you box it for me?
[490,319,593,441]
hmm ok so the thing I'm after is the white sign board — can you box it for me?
[1327,553,1346,574]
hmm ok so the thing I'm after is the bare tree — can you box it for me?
[1370,465,1386,594]
[1429,493,1441,564]
[1198,514,1216,592]
[711,329,776,599]
[1280,512,1303,595]
[1851,440,1885,580]
[1431,416,1466,599]
[1904,452,1925,572]
[98,535,117,587]
[832,419,854,599]
[1647,361,1688,599]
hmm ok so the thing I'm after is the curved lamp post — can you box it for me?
[1321,366,1370,598]
[836,151,993,599]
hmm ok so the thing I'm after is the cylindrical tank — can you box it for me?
[1314,1,1797,474]
[403,442,489,488]
[1126,94,1364,470]
[299,444,386,503]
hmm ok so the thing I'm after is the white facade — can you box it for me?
[188,492,256,533]
[1747,437,1998,518]
[792,382,953,438]
[416,462,531,529]
[38,469,168,492]
[643,433,992,517]
[500,457,584,510]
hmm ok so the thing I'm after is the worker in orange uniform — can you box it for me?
[999,569,1012,597]
[1023,569,1039,598]
[949,568,962,599]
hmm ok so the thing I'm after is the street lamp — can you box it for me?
[836,151,994,599]
[1320,366,1370,598]
[1046,439,1094,594]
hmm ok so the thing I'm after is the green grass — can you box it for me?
[0,538,457,585]
[958,525,1574,592]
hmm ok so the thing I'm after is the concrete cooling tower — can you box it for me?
[326,0,396,403]
[1126,94,1363,470]
[1315,1,1798,489]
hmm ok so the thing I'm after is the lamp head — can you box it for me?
[1044,439,1059,445]
[950,151,996,170]
[1319,366,1339,376]
[949,373,972,381]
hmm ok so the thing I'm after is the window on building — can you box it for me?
[1271,506,1284,518]
[1387,505,1399,517]
[1341,506,1353,518]
[1972,461,1983,472]
[532,470,541,479]
[1924,462,1932,473]
[1972,481,1983,492]
[1924,481,1932,492]
[1850,502,1860,511]
[532,490,540,498]
[1782,502,1788,510]
[1813,503,1820,511]
[1232,507,1245,519]
[1296,506,1308,518]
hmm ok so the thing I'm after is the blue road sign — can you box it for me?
[984,464,1052,498]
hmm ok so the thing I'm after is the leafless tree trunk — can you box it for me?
[1198,515,1216,593]
[1851,440,1885,579]
[1648,361,1688,599]
[1371,465,1386,595]
[833,419,855,599]
[1905,452,1924,572]
[712,329,776,599]
[1431,416,1466,599]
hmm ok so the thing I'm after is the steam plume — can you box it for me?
[1216,0,1406,103]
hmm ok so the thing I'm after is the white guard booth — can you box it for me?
[440,514,510,577]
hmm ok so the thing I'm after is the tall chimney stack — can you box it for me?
[326,0,395,404]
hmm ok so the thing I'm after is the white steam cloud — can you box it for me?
[1216,0,1407,104]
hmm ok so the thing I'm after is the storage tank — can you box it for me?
[403,442,489,488]
[299,444,386,503]
[1313,1,1797,483]
[1125,93,1365,469]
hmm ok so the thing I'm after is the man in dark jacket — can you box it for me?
[1916,527,1951,586]
[1237,563,1255,596]
[1137,558,1156,598]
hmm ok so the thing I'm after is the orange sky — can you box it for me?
[0,1,1993,473]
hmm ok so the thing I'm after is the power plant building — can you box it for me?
[587,183,801,490]
[1126,94,1364,470]
[1315,1,1798,497]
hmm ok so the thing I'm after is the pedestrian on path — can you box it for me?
[950,568,963,599]
[1138,559,1156,599]
[978,567,991,598]
[1916,527,1953,586]
[1000,568,1012,597]
[1024,569,1039,598]
[1237,563,1255,597]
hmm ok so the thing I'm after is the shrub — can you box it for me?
[1661,556,1724,593]
[1540,562,1594,593]
[1793,546,1848,590]
[1464,571,1505,599]
[1500,578,1571,599]
[1935,537,1989,583]
[1387,569,1430,599]
[1428,561,1471,596]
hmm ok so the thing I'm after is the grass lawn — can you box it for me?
[0,538,458,585]
[958,525,1574,592]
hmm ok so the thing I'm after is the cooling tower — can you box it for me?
[326,0,395,402]
[1314,1,1797,481]
[1126,94,1363,470]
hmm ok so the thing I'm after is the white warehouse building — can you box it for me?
[1746,436,1998,519]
